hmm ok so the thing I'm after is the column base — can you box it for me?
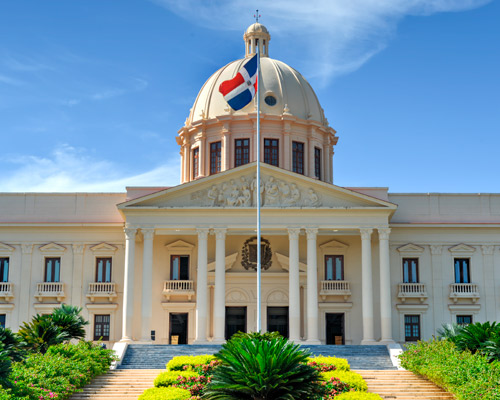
[305,339,321,345]
[193,339,210,344]
[120,337,133,343]
[360,339,378,345]
[378,339,395,345]
[211,338,226,344]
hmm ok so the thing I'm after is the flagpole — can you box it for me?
[256,40,262,333]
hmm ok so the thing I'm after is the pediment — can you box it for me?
[90,242,118,253]
[448,243,476,254]
[208,252,238,272]
[0,243,15,253]
[119,163,396,211]
[320,240,349,252]
[275,252,307,272]
[397,243,425,254]
[39,242,66,253]
[165,240,195,252]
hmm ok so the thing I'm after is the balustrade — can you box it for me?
[36,282,65,302]
[0,282,13,300]
[87,282,117,302]
[449,283,480,303]
[319,280,351,300]
[397,283,427,303]
[163,280,195,300]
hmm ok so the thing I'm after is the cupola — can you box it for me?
[244,22,271,57]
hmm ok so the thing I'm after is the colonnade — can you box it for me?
[121,226,393,344]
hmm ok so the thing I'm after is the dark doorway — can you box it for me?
[225,307,247,340]
[326,313,344,345]
[169,313,188,344]
[267,307,289,338]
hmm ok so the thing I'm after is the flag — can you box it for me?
[219,54,258,111]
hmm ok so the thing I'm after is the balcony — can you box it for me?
[0,282,13,301]
[397,283,427,303]
[36,282,65,302]
[163,280,195,300]
[449,283,480,303]
[320,280,351,300]
[86,282,117,302]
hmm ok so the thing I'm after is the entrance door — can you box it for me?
[326,313,344,345]
[169,313,188,344]
[225,307,247,340]
[267,307,289,338]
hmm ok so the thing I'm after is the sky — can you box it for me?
[0,0,498,193]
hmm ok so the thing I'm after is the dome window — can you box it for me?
[265,95,277,106]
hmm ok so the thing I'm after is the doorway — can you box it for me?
[326,313,344,345]
[267,307,289,338]
[169,313,188,344]
[225,307,247,340]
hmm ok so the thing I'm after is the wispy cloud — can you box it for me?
[2,54,53,72]
[152,0,490,84]
[78,78,149,104]
[0,144,180,192]
[0,73,24,86]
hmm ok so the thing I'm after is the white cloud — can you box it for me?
[0,73,24,86]
[0,144,180,192]
[152,0,490,83]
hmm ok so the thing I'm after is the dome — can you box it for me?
[245,22,269,35]
[188,57,327,125]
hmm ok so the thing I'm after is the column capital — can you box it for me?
[287,228,301,240]
[378,228,391,240]
[196,228,210,240]
[430,245,442,255]
[72,243,85,255]
[124,228,138,240]
[213,228,227,240]
[359,228,373,240]
[21,243,33,254]
[142,228,155,241]
[482,245,495,255]
[305,227,318,239]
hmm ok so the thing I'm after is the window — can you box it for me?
[192,147,199,179]
[292,141,304,174]
[404,315,421,341]
[210,141,221,175]
[264,139,279,167]
[325,255,344,280]
[235,139,250,167]
[457,315,473,325]
[0,314,5,328]
[44,258,60,283]
[96,258,112,283]
[94,314,110,341]
[264,95,276,106]
[454,258,470,283]
[402,258,419,283]
[314,147,321,179]
[0,258,8,283]
[171,255,189,280]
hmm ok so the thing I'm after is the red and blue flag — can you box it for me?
[219,54,258,111]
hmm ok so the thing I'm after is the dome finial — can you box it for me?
[244,17,270,58]
[254,9,261,23]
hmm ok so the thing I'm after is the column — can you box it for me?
[71,244,85,333]
[213,228,227,343]
[324,143,331,183]
[222,127,231,171]
[360,228,375,344]
[121,228,137,341]
[19,244,33,326]
[378,228,394,343]
[430,245,443,334]
[141,228,155,341]
[308,130,315,179]
[288,228,301,342]
[195,228,209,343]
[481,245,495,321]
[306,228,320,343]
[283,124,291,170]
[200,134,207,177]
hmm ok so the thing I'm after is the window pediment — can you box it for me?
[90,243,118,255]
[165,240,195,254]
[448,243,476,255]
[0,243,15,255]
[39,242,66,255]
[397,243,425,254]
[319,239,349,253]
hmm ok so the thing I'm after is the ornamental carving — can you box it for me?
[241,236,273,271]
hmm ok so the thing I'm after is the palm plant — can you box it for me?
[203,336,322,400]
[0,326,25,361]
[455,321,500,353]
[0,347,12,388]
[51,304,88,340]
[436,323,464,344]
[17,314,70,354]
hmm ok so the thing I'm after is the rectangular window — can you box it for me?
[454,258,470,283]
[210,141,222,175]
[94,314,110,341]
[96,258,112,283]
[404,315,421,342]
[0,258,9,283]
[234,139,250,167]
[292,141,304,174]
[402,258,419,283]
[264,139,279,167]
[192,147,199,179]
[457,315,473,325]
[314,147,321,179]
[0,314,5,328]
[171,255,189,280]
[325,255,344,280]
[44,258,60,283]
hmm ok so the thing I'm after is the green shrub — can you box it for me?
[335,392,383,400]
[138,387,191,400]
[154,370,199,387]
[0,327,24,362]
[51,304,89,340]
[17,314,70,354]
[307,356,350,371]
[399,339,500,400]
[0,349,12,389]
[166,355,216,371]
[321,370,368,391]
[204,336,322,400]
[229,330,283,342]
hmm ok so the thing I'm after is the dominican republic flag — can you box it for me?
[219,54,258,111]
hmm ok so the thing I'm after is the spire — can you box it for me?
[244,21,270,58]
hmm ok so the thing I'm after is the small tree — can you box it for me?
[18,314,70,354]
[52,304,88,340]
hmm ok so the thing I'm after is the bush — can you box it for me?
[321,371,367,392]
[154,370,199,387]
[138,387,191,400]
[399,339,500,400]
[0,327,24,362]
[51,304,89,340]
[17,314,70,354]
[335,392,383,400]
[229,331,283,342]
[166,355,216,371]
[308,356,350,372]
[319,376,350,398]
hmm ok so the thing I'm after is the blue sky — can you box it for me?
[0,0,498,193]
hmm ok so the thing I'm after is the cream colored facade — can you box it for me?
[0,23,499,346]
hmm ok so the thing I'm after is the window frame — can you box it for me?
[264,138,279,167]
[234,138,250,167]
[170,255,190,280]
[292,141,305,175]
[93,314,110,341]
[324,255,344,281]
[402,258,419,283]
[44,257,61,283]
[404,314,421,342]
[314,147,321,179]
[454,258,471,284]
[192,147,199,179]
[0,258,9,283]
[95,257,112,283]
[210,141,222,175]
[456,315,473,325]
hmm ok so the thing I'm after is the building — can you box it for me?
[0,23,499,347]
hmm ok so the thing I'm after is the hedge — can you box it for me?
[308,356,350,371]
[154,370,199,387]
[321,370,368,392]
[335,392,383,400]
[166,355,216,371]
[138,387,191,400]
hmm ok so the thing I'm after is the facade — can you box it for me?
[0,23,499,347]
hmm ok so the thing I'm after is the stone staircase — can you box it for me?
[358,370,455,400]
